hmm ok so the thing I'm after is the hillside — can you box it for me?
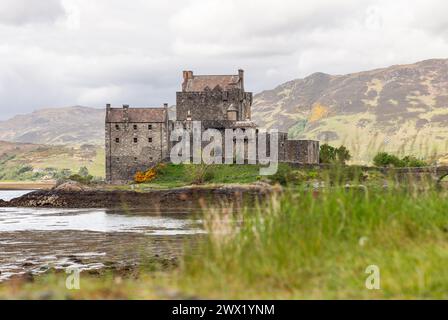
[2,59,448,164]
[0,141,104,180]
[252,59,448,163]
[0,106,105,145]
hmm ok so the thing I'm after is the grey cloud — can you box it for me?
[0,0,448,120]
[0,0,66,26]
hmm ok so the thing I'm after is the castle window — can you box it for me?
[115,124,120,130]
[148,124,152,130]
[223,91,228,101]
[134,138,138,143]
[134,157,138,162]
[149,157,153,161]
[148,137,152,143]
[227,110,237,121]
[115,138,120,143]
[133,124,138,130]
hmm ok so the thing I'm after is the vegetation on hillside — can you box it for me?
[373,152,427,168]
[0,142,104,181]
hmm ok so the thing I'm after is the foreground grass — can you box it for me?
[2,181,448,299]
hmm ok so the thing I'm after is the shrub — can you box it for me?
[134,167,157,184]
[17,165,33,175]
[319,144,351,165]
[78,166,89,177]
[269,164,306,185]
[402,155,427,167]
[373,152,427,168]
[68,174,93,184]
[187,164,215,184]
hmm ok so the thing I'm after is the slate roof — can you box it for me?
[183,75,241,92]
[106,107,167,123]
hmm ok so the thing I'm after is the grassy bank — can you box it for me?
[2,176,448,299]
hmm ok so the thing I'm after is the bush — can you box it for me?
[134,163,167,184]
[402,155,427,167]
[17,165,33,175]
[134,167,157,183]
[78,166,89,177]
[373,152,427,168]
[68,174,93,184]
[320,144,351,165]
[187,164,215,184]
[269,164,306,185]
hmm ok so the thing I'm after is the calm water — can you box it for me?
[0,190,205,281]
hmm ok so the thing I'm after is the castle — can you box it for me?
[105,70,319,183]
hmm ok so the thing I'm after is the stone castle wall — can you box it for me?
[106,121,168,183]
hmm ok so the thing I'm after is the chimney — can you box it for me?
[238,69,244,91]
[182,70,193,91]
[163,103,168,108]
[122,104,129,123]
[106,103,111,110]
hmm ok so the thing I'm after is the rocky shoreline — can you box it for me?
[0,183,277,209]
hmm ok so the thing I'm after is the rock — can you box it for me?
[22,262,35,267]
[53,181,90,192]
[0,199,7,207]
[4,184,276,209]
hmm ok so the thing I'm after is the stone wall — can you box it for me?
[284,140,320,164]
[176,89,252,121]
[106,121,168,183]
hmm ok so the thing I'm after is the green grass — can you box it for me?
[117,163,264,189]
[173,185,448,299]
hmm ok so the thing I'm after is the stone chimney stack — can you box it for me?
[182,70,193,91]
[238,69,244,91]
[122,104,129,123]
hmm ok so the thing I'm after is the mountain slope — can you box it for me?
[0,106,105,145]
[252,59,448,163]
[0,140,104,180]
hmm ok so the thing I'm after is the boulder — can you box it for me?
[53,181,91,192]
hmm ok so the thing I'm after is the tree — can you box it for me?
[320,144,351,165]
[336,145,351,164]
[319,144,337,164]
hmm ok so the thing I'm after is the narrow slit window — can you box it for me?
[133,124,138,130]
[148,124,152,130]
[133,138,138,143]
[115,124,120,130]
[115,138,120,143]
[148,137,152,143]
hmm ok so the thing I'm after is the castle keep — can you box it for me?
[106,70,319,183]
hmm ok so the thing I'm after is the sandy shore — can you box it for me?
[0,181,56,190]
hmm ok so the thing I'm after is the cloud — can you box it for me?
[0,0,66,26]
[0,0,447,120]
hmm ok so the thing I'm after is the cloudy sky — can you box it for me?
[0,0,447,120]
